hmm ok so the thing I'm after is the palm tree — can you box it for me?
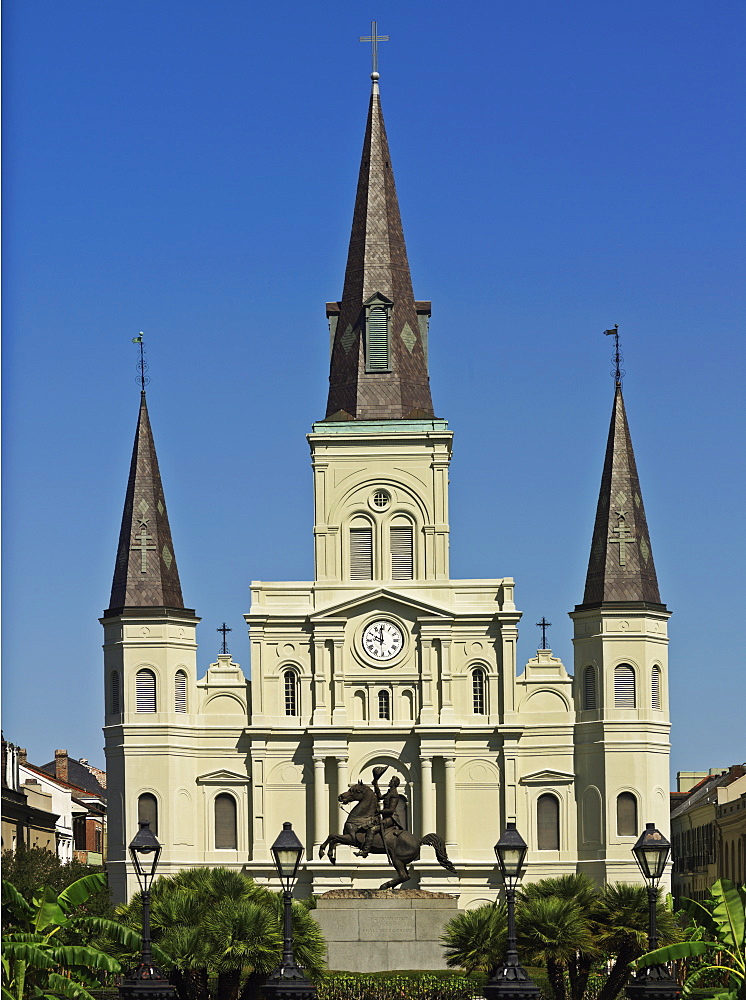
[441,902,507,976]
[517,895,597,1000]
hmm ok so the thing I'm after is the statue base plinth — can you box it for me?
[311,890,458,972]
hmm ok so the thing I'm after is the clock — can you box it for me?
[361,619,404,661]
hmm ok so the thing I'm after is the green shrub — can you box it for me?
[317,970,485,999]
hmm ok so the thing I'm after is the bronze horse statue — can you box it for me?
[318,779,457,890]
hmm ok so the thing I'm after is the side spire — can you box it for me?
[105,391,185,616]
[325,67,435,421]
[579,341,663,608]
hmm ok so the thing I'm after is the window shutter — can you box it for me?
[138,793,158,836]
[175,671,187,713]
[614,665,636,708]
[284,671,297,716]
[651,666,661,709]
[366,307,389,371]
[350,527,373,580]
[537,794,560,850]
[214,793,237,849]
[617,792,637,836]
[136,670,156,713]
[472,669,486,714]
[583,667,596,710]
[390,525,413,580]
[111,671,120,715]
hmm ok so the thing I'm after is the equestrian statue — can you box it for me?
[318,765,457,890]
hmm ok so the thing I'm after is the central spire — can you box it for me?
[324,75,435,421]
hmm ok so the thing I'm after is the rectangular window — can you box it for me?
[350,527,373,580]
[366,307,389,371]
[390,525,413,580]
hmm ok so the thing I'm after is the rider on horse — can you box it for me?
[355,766,403,858]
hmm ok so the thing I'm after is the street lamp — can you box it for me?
[119,821,175,1000]
[262,822,317,1000]
[484,823,540,1000]
[626,823,681,1000]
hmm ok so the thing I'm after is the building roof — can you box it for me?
[33,759,107,801]
[105,392,188,617]
[578,384,663,609]
[324,77,435,421]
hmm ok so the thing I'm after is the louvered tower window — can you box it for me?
[111,671,121,715]
[366,307,390,371]
[583,666,597,710]
[617,792,638,836]
[537,794,560,850]
[284,670,298,716]
[138,793,158,836]
[215,793,237,849]
[390,524,413,580]
[175,671,187,713]
[651,666,661,709]
[614,664,636,708]
[136,669,156,713]
[472,668,486,715]
[378,690,390,720]
[350,527,373,580]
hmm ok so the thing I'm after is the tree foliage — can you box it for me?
[1,849,111,917]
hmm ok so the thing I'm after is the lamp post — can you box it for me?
[262,822,317,1000]
[626,823,681,1000]
[484,823,540,1000]
[119,821,175,1000]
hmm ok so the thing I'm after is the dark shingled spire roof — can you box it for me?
[578,384,664,609]
[325,79,435,421]
[105,393,186,617]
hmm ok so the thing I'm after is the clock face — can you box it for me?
[362,619,404,661]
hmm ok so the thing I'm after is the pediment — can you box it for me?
[310,588,454,623]
[519,769,575,785]
[196,769,250,785]
[364,291,393,306]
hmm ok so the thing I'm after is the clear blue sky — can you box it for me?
[3,0,744,778]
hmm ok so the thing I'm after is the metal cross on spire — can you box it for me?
[132,332,150,391]
[536,617,552,650]
[217,622,232,654]
[603,324,625,386]
[360,20,389,76]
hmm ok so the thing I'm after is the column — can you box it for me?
[312,639,329,724]
[420,757,434,834]
[331,639,348,723]
[419,638,437,723]
[439,638,456,724]
[313,756,327,849]
[335,757,349,834]
[444,757,457,848]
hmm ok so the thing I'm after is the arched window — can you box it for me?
[378,690,390,720]
[175,671,187,713]
[614,664,636,708]
[138,793,158,836]
[390,522,413,580]
[583,666,596,710]
[353,690,367,721]
[136,669,156,713]
[472,668,486,715]
[401,690,414,721]
[651,666,661,710]
[284,670,298,716]
[537,794,560,850]
[350,518,373,580]
[214,793,237,849]
[616,792,638,836]
[111,671,121,715]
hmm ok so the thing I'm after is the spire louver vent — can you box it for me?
[366,308,389,371]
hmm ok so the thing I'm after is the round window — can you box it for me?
[371,489,391,510]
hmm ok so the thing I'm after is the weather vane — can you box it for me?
[131,332,150,391]
[360,20,389,76]
[217,622,232,655]
[536,617,551,650]
[603,324,625,385]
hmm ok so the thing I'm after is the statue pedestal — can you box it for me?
[311,889,458,972]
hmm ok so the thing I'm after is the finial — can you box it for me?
[603,324,625,386]
[131,332,150,392]
[217,622,232,655]
[536,617,552,650]
[360,21,389,79]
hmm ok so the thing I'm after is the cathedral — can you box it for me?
[103,69,672,906]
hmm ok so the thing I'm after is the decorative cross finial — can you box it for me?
[536,617,552,650]
[217,622,232,655]
[603,324,625,386]
[132,332,150,391]
[360,20,389,77]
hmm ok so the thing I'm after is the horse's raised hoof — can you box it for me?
[354,850,369,858]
